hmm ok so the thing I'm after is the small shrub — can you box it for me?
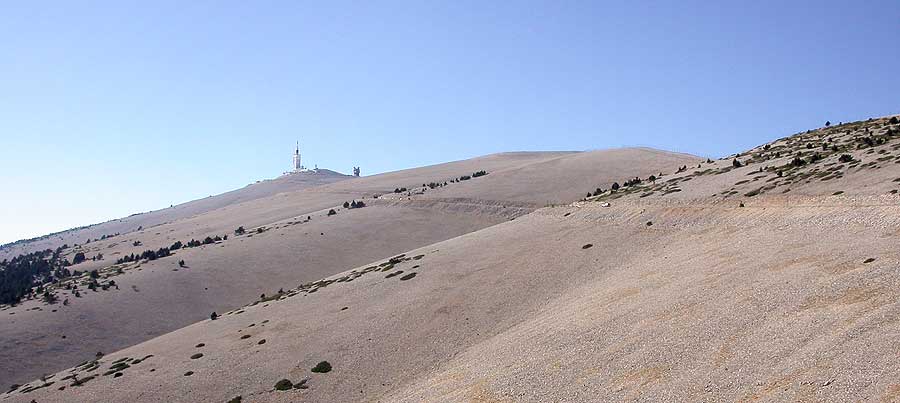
[399,272,417,281]
[228,396,242,403]
[184,371,194,376]
[210,312,218,320]
[582,244,593,249]
[327,209,337,216]
[274,379,293,391]
[864,257,875,263]
[257,339,266,345]
[311,361,332,373]
[190,353,203,359]
[241,334,251,339]
[838,154,854,163]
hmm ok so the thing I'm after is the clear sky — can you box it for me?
[1,0,898,244]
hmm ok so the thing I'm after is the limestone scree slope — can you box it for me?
[0,148,695,390]
[6,116,900,402]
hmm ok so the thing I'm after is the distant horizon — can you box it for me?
[3,1,899,245]
[1,117,890,247]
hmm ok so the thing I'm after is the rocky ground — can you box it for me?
[4,116,899,402]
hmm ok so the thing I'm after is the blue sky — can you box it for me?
[1,0,898,244]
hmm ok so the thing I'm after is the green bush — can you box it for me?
[274,379,293,390]
[73,252,86,265]
[311,361,332,373]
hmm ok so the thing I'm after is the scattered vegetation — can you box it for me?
[1,246,74,305]
[344,200,366,209]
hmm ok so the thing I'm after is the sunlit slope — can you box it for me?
[11,117,900,402]
[10,195,900,402]
[0,169,351,260]
[0,147,699,389]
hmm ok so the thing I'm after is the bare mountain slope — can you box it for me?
[0,148,696,389]
[0,169,351,260]
[8,116,900,402]
[420,147,697,205]
[8,192,900,402]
